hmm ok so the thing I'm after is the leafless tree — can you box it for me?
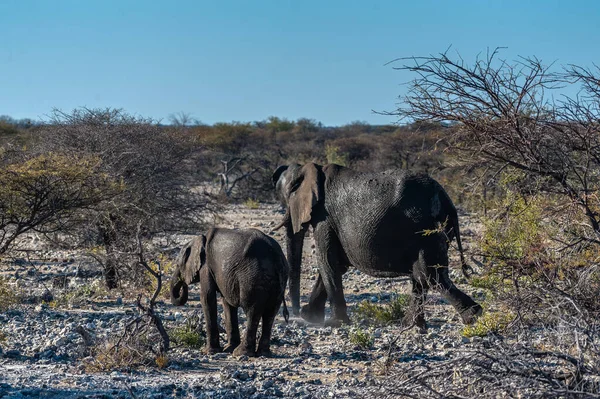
[374,50,600,397]
[387,48,600,245]
[217,157,259,198]
[134,224,169,354]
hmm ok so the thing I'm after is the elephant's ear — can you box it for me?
[181,235,207,284]
[288,163,322,234]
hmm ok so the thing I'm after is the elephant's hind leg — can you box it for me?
[435,270,482,324]
[300,274,327,323]
[256,298,281,357]
[403,276,429,333]
[233,309,260,357]
[422,238,482,325]
[223,302,240,353]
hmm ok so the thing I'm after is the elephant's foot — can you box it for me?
[205,345,223,355]
[256,346,273,357]
[402,310,427,333]
[223,341,241,353]
[232,345,256,358]
[292,305,301,317]
[324,317,350,328]
[300,304,325,324]
[324,311,351,327]
[459,304,483,325]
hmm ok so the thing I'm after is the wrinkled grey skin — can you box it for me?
[273,163,482,330]
[170,228,289,357]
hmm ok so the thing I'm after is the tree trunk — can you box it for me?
[98,216,119,289]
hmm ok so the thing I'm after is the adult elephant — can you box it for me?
[272,163,482,330]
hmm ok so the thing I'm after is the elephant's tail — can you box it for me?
[282,297,289,323]
[440,188,474,279]
[275,242,290,323]
[453,213,474,279]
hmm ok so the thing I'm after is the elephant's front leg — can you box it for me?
[222,301,240,353]
[199,267,222,354]
[285,224,306,316]
[311,223,350,326]
[300,274,327,323]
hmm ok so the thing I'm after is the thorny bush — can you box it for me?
[36,108,212,289]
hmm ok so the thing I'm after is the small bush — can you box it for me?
[169,316,205,349]
[49,281,108,309]
[480,179,554,279]
[462,310,513,338]
[243,198,260,209]
[325,144,349,166]
[85,319,168,372]
[349,328,374,349]
[155,354,169,369]
[0,329,7,345]
[469,274,502,291]
[0,277,18,312]
[353,294,410,326]
[85,341,152,372]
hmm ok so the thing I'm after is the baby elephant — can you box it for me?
[170,228,289,357]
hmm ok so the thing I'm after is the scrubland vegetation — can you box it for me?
[1,49,600,397]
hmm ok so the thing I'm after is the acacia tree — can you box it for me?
[168,111,200,127]
[388,49,600,246]
[0,149,120,255]
[38,108,211,288]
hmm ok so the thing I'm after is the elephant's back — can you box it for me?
[325,169,438,227]
[325,170,445,274]
[210,228,287,307]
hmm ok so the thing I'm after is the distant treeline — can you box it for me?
[0,113,462,201]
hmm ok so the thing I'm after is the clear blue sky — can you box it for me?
[1,0,598,126]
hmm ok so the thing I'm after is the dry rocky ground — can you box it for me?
[0,203,567,398]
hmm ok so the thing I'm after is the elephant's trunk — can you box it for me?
[271,209,289,232]
[170,270,189,306]
[285,216,305,316]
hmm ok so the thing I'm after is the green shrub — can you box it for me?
[477,176,560,288]
[462,310,513,337]
[48,281,109,309]
[353,294,409,326]
[469,274,502,291]
[0,277,18,312]
[169,317,205,349]
[349,328,374,349]
[480,170,553,268]
[243,198,260,209]
[325,144,349,166]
